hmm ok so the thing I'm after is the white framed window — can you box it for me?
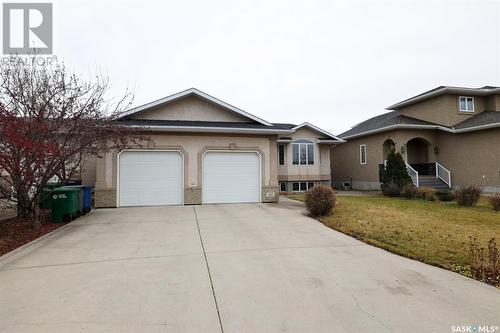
[278,144,285,166]
[292,182,314,192]
[279,182,287,192]
[360,144,367,165]
[459,96,474,112]
[292,140,314,165]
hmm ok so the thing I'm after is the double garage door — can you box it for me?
[118,151,260,207]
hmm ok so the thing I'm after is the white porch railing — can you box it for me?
[435,162,452,188]
[405,162,419,187]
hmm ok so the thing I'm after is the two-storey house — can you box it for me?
[331,86,500,192]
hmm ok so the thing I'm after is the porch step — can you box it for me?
[418,175,450,190]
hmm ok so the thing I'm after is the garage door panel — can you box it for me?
[119,151,183,207]
[203,152,260,204]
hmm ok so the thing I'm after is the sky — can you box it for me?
[53,0,500,135]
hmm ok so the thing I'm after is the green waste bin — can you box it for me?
[62,185,92,214]
[51,188,79,223]
[61,186,83,216]
[41,183,62,209]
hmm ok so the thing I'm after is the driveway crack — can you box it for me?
[193,206,224,333]
[352,294,392,332]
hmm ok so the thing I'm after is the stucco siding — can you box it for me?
[80,156,97,187]
[436,128,500,190]
[398,94,487,127]
[131,95,251,123]
[94,132,278,207]
[486,95,500,111]
[331,129,438,189]
[277,127,333,182]
[332,128,500,192]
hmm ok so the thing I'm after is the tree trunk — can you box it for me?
[31,203,42,229]
[16,201,28,219]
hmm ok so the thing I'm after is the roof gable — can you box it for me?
[291,122,344,142]
[121,88,272,126]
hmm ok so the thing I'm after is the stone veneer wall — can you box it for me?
[261,186,279,203]
[94,189,117,208]
[184,187,202,205]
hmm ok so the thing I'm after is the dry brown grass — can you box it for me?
[288,195,500,271]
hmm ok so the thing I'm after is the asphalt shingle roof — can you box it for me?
[338,112,440,138]
[453,111,500,129]
[118,119,296,130]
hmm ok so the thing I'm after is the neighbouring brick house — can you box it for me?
[331,86,500,192]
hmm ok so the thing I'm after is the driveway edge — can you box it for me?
[0,214,83,263]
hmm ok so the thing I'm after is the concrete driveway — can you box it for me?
[0,202,498,333]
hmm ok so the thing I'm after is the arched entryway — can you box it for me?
[406,138,429,164]
[406,137,435,176]
[382,139,395,161]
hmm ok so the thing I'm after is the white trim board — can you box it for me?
[292,122,345,142]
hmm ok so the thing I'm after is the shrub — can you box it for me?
[381,182,402,197]
[304,185,336,216]
[417,187,436,201]
[468,237,499,286]
[455,186,482,207]
[488,193,500,212]
[435,190,454,202]
[401,184,418,199]
[381,151,412,198]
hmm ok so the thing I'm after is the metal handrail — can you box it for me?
[435,162,451,188]
[405,162,419,187]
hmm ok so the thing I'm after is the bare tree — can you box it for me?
[0,58,143,227]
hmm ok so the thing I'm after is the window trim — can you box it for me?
[278,144,285,166]
[360,144,367,165]
[292,140,314,165]
[458,96,475,113]
[291,181,314,192]
[279,182,287,192]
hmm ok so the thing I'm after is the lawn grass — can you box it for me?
[287,194,500,270]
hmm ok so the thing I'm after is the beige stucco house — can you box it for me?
[82,88,343,207]
[331,86,500,192]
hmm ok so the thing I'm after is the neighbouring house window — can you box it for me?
[292,182,314,192]
[360,144,367,165]
[459,96,474,112]
[280,182,287,192]
[278,144,285,166]
[292,140,314,165]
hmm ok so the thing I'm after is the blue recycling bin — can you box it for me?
[62,185,92,214]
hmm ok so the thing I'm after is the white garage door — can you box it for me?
[203,151,260,204]
[118,151,183,207]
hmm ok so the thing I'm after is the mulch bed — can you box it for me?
[0,212,64,257]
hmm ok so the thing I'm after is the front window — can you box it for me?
[360,144,367,165]
[292,182,314,192]
[280,182,287,192]
[292,140,314,165]
[278,144,285,166]
[459,96,474,112]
